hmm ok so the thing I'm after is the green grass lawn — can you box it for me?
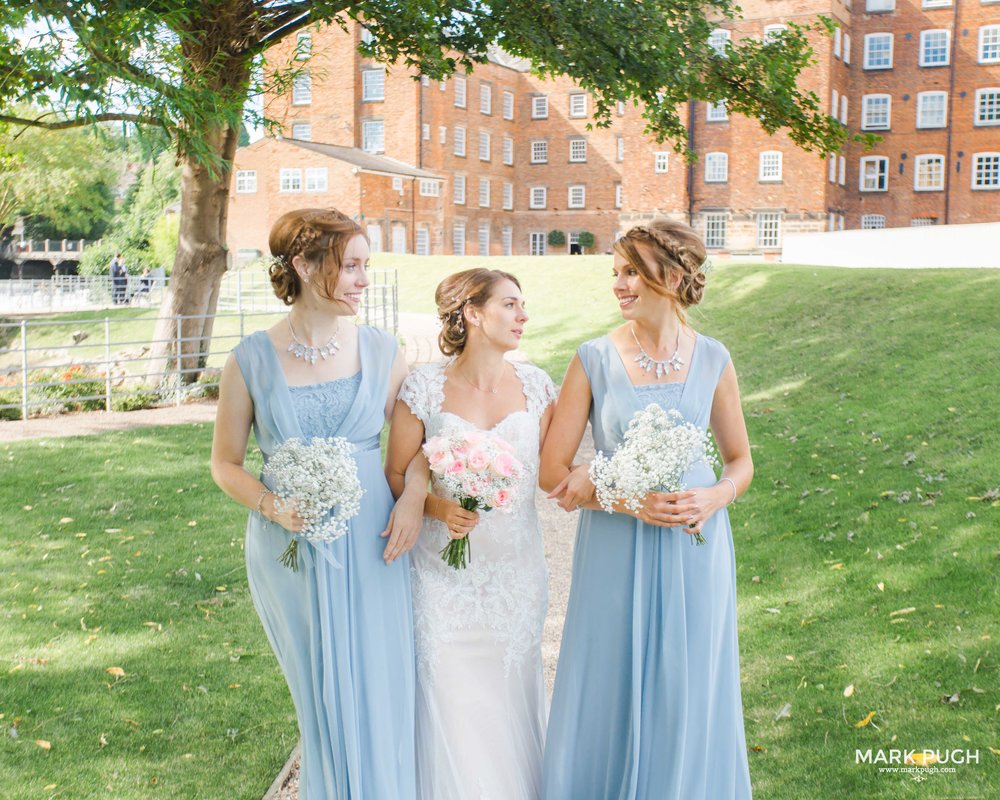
[2,261,998,798]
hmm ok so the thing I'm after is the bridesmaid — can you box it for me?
[210,208,423,799]
[540,218,754,799]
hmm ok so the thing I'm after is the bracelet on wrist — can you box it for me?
[719,477,737,505]
[255,487,273,517]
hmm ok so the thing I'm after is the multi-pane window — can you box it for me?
[453,175,466,205]
[292,72,312,104]
[478,221,490,256]
[529,187,547,209]
[975,88,1000,125]
[654,152,669,173]
[454,76,467,108]
[766,24,788,44]
[709,29,731,55]
[844,33,851,65]
[362,68,385,101]
[569,93,587,117]
[705,152,728,183]
[439,126,447,144]
[828,154,837,183]
[616,136,624,162]
[362,120,384,152]
[917,91,947,128]
[479,178,490,208]
[838,156,846,185]
[422,123,430,140]
[911,217,937,226]
[864,33,893,69]
[503,137,514,165]
[236,170,257,193]
[503,91,514,120]
[532,96,549,119]
[567,185,586,208]
[617,100,626,116]
[419,179,441,197]
[531,140,548,164]
[831,88,839,117]
[280,168,302,192]
[479,131,491,161]
[972,153,1000,189]
[480,84,492,115]
[415,227,430,256]
[706,100,728,122]
[862,94,891,130]
[569,139,587,162]
[360,25,375,46]
[705,213,728,248]
[919,30,950,67]
[615,182,622,208]
[291,122,311,140]
[452,222,466,255]
[759,151,782,181]
[530,232,546,256]
[840,96,848,124]
[296,32,312,60]
[859,156,889,191]
[503,182,513,210]
[756,212,781,248]
[305,167,328,192]
[914,155,945,191]
[454,126,466,157]
[861,214,886,230]
[922,0,952,7]
[866,0,895,11]
[981,25,1000,63]
[502,226,513,256]
[833,27,842,57]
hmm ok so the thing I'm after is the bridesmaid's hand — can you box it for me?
[264,494,306,533]
[676,485,729,538]
[633,491,698,530]
[439,501,480,540]
[381,489,424,564]
[546,464,595,512]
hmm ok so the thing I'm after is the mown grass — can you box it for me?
[2,261,998,798]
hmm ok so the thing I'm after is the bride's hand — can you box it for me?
[263,494,305,533]
[546,464,595,512]
[632,491,698,529]
[440,501,480,540]
[381,490,424,564]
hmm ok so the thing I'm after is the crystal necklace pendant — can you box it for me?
[287,318,341,366]
[631,325,684,378]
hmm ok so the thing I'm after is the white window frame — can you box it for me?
[362,68,385,101]
[616,136,624,162]
[454,76,467,108]
[654,152,669,174]
[861,214,886,230]
[290,122,312,142]
[532,95,549,119]
[756,212,781,248]
[569,93,587,118]
[840,95,848,125]
[452,221,466,255]
[866,0,895,10]
[480,83,492,115]
[828,155,837,183]
[419,179,441,197]
[476,221,490,256]
[980,25,1000,64]
[831,88,839,117]
[439,125,447,144]
[705,152,728,183]
[503,182,513,210]
[296,32,312,60]
[704,212,728,249]
[235,170,257,193]
[913,154,945,191]
[919,29,951,67]
[479,178,490,208]
[709,29,731,55]
[567,185,586,209]
[529,187,547,209]
[362,119,384,153]
[453,174,466,205]
[360,25,375,46]
[862,94,892,130]
[305,167,328,192]
[922,0,952,6]
[503,137,514,165]
[292,72,312,105]
[503,91,515,120]
[864,33,893,70]
[279,168,302,192]
[502,226,513,256]
[422,123,430,141]
[531,140,548,164]
[859,156,889,191]
[529,232,546,256]
[615,182,622,209]
[975,88,1000,126]
[569,138,587,163]
[838,156,846,186]
[833,27,842,57]
[706,100,729,122]
[479,130,491,162]
[766,24,788,45]
[844,33,852,65]
[917,91,948,129]
[971,152,1000,190]
[415,226,430,256]
[453,126,466,157]
[759,151,783,182]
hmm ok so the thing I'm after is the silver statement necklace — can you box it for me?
[287,317,340,365]
[631,324,684,379]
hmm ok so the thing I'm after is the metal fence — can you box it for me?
[0,270,398,420]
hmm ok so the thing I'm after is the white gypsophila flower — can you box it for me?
[589,405,717,515]
[262,436,364,545]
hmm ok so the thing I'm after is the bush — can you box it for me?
[112,391,161,412]
[149,214,180,273]
[578,231,595,251]
[29,365,106,414]
[78,240,156,278]
[547,230,566,247]
[0,387,23,420]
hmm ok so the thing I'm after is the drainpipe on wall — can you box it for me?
[418,78,424,169]
[686,100,696,226]
[411,177,417,253]
[943,1,959,224]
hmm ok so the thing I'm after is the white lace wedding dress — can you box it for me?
[399,359,556,800]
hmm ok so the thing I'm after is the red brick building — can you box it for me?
[227,4,1000,259]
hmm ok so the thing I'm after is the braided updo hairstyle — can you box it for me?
[434,268,521,357]
[267,208,365,306]
[613,218,708,314]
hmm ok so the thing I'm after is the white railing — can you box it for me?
[0,271,398,420]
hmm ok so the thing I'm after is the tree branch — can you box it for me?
[0,112,161,130]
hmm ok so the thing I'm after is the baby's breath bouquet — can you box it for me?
[589,404,717,544]
[262,436,364,570]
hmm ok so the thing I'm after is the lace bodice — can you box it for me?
[398,360,556,681]
[633,381,684,413]
[287,373,362,440]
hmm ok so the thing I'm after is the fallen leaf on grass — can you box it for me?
[906,752,938,766]
[942,692,960,704]
[844,684,855,698]
[854,711,877,728]
[99,733,108,748]
[889,607,916,617]
[877,582,885,592]
[35,739,51,750]
[43,785,56,791]
[989,747,1000,756]
[105,667,125,678]
[773,703,792,721]
[59,517,73,525]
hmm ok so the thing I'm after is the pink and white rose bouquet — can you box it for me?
[423,429,524,569]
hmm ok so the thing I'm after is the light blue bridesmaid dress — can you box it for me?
[542,333,752,800]
[233,327,416,800]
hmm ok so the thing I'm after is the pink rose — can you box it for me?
[466,447,489,471]
[427,449,447,468]
[463,430,486,445]
[446,458,466,476]
[493,489,511,508]
[425,435,446,452]
[492,452,515,478]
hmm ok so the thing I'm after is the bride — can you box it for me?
[385,268,556,800]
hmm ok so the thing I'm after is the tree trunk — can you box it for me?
[147,123,242,385]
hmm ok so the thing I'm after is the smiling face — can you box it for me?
[612,246,676,322]
[466,277,529,352]
[294,232,370,314]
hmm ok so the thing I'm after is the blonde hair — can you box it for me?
[267,208,365,306]
[613,218,708,314]
[435,268,521,356]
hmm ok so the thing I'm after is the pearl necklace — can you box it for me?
[286,317,341,365]
[631,324,684,379]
